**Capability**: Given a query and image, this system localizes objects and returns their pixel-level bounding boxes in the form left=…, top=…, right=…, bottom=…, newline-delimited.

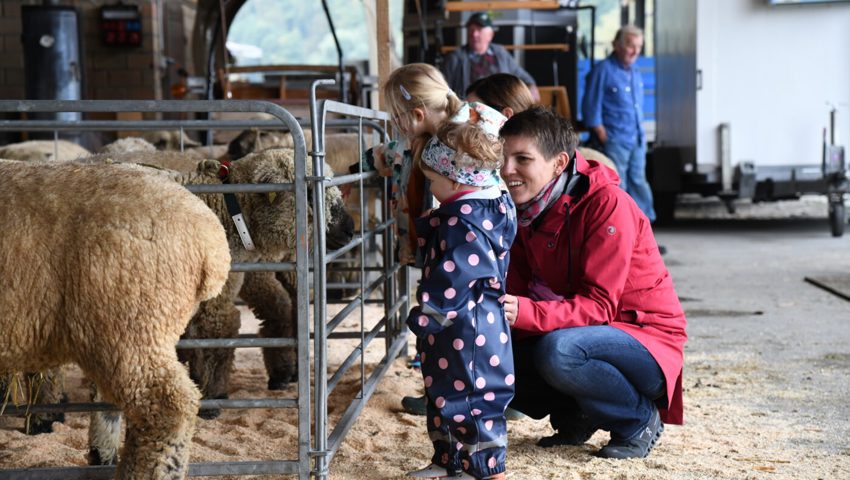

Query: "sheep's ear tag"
left=267, top=192, right=277, bottom=204
left=218, top=161, right=231, bottom=181
left=231, top=213, right=255, bottom=251
left=223, top=192, right=255, bottom=251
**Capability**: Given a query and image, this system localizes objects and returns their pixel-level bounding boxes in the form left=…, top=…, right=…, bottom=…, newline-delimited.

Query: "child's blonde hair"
left=383, top=63, right=463, bottom=134
left=432, top=121, right=503, bottom=172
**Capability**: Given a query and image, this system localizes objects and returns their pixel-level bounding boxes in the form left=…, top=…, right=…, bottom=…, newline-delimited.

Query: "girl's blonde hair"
left=427, top=121, right=503, bottom=173
left=383, top=63, right=462, bottom=131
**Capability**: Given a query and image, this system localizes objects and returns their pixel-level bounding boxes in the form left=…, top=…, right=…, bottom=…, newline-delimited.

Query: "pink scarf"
left=515, top=171, right=569, bottom=227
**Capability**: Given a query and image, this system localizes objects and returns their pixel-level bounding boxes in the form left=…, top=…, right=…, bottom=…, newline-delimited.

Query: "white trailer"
left=652, top=0, right=850, bottom=234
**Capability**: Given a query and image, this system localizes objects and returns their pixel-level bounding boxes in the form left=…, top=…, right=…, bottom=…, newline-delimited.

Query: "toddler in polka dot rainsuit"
left=406, top=102, right=517, bottom=480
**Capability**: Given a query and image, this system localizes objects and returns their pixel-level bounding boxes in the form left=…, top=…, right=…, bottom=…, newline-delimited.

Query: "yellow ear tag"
left=268, top=192, right=277, bottom=204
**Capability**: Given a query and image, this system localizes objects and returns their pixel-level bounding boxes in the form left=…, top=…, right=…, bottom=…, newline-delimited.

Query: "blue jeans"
left=510, top=326, right=665, bottom=440
left=603, top=141, right=657, bottom=223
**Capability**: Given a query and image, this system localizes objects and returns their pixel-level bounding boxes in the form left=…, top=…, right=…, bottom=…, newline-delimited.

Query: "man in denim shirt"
left=582, top=25, right=656, bottom=222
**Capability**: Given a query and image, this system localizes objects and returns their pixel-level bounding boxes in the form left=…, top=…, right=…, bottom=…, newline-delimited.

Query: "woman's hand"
left=503, top=294, right=519, bottom=326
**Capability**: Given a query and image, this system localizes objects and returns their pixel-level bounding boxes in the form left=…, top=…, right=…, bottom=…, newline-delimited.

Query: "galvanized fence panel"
left=0, top=98, right=408, bottom=479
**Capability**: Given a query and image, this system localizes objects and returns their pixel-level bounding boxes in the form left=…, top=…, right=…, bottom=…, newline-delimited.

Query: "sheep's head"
left=227, top=129, right=294, bottom=161
left=229, top=148, right=354, bottom=258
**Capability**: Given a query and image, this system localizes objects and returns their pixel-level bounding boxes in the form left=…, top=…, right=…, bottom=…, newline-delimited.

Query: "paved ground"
left=657, top=196, right=850, bottom=460
left=330, top=197, right=850, bottom=479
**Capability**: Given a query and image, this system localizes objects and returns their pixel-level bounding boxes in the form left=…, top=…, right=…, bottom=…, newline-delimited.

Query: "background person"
left=500, top=106, right=686, bottom=459
left=441, top=12, right=540, bottom=102
left=464, top=73, right=535, bottom=119
left=581, top=25, right=656, bottom=223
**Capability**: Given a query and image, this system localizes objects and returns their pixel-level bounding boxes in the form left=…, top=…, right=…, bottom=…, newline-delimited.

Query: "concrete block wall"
left=85, top=0, right=158, bottom=101
left=0, top=1, right=194, bottom=102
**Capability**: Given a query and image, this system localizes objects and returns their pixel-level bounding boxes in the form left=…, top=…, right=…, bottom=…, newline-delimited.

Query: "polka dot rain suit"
left=406, top=187, right=517, bottom=478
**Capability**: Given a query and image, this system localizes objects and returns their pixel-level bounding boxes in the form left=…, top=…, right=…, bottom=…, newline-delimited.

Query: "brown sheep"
left=80, top=147, right=353, bottom=466
left=0, top=160, right=230, bottom=479
left=578, top=146, right=619, bottom=175
left=228, top=129, right=374, bottom=301
left=80, top=148, right=353, bottom=400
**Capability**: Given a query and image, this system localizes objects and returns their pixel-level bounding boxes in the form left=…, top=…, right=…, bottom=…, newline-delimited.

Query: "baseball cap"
left=466, top=12, right=494, bottom=29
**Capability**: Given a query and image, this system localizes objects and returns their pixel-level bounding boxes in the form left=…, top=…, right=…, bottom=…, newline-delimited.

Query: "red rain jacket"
left=507, top=151, right=687, bottom=424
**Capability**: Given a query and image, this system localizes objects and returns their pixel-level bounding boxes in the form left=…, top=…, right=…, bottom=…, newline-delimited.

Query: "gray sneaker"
left=596, top=407, right=664, bottom=459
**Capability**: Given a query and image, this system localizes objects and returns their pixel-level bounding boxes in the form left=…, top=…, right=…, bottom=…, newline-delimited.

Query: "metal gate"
left=0, top=96, right=409, bottom=479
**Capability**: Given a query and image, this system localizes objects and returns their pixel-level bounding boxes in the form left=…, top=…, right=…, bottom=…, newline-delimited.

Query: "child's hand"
left=372, top=149, right=394, bottom=177
left=420, top=208, right=433, bottom=218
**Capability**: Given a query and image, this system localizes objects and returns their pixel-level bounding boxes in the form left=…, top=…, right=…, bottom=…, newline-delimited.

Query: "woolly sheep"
left=99, top=137, right=229, bottom=162
left=80, top=148, right=353, bottom=398
left=578, top=146, right=619, bottom=175
left=0, top=369, right=67, bottom=435
left=143, top=130, right=201, bottom=150
left=81, top=146, right=353, bottom=465
left=0, top=160, right=230, bottom=479
left=228, top=129, right=376, bottom=300
left=97, top=137, right=158, bottom=155
left=0, top=139, right=91, bottom=162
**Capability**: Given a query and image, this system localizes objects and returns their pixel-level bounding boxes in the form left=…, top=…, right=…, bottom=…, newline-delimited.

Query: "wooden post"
left=376, top=0, right=391, bottom=110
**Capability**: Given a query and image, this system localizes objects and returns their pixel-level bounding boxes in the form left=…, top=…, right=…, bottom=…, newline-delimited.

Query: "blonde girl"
left=357, top=63, right=463, bottom=264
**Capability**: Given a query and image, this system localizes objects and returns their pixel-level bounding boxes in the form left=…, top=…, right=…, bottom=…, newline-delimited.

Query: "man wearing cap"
left=441, top=12, right=541, bottom=102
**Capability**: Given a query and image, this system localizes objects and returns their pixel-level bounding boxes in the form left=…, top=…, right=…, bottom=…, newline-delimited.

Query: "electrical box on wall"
left=100, top=4, right=142, bottom=47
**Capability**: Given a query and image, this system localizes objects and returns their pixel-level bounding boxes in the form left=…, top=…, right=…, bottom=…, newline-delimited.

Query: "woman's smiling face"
left=501, top=135, right=567, bottom=204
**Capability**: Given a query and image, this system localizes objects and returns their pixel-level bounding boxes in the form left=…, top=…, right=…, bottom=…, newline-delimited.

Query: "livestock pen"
left=0, top=95, right=409, bottom=479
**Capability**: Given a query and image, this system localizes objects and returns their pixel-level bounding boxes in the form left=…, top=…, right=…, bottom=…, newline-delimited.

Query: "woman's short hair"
left=500, top=106, right=578, bottom=159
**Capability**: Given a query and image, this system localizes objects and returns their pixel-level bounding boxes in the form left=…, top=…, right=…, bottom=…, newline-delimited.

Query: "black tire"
left=829, top=200, right=845, bottom=237
left=653, top=191, right=677, bottom=226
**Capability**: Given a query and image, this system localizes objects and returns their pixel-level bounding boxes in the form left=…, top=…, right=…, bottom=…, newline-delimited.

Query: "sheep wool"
left=0, top=160, right=231, bottom=480
left=0, top=139, right=91, bottom=162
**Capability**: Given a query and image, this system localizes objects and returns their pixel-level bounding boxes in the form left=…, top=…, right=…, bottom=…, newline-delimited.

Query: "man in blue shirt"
left=441, top=12, right=540, bottom=102
left=582, top=25, right=656, bottom=222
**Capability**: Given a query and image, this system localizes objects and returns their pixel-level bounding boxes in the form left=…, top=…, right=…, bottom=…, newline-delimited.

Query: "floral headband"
left=420, top=102, right=506, bottom=188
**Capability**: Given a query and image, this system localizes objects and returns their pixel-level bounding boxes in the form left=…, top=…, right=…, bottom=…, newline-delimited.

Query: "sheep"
left=0, top=160, right=231, bottom=479
left=228, top=129, right=377, bottom=301
left=0, top=369, right=67, bottom=435
left=97, top=137, right=158, bottom=155
left=143, top=130, right=201, bottom=150
left=578, top=146, right=619, bottom=175
left=78, top=147, right=353, bottom=466
left=0, top=139, right=91, bottom=162
left=80, top=148, right=354, bottom=397
left=98, top=137, right=231, bottom=163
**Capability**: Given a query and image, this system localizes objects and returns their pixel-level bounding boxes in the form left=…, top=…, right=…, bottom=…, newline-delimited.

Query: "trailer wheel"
left=828, top=197, right=845, bottom=237
left=654, top=192, right=677, bottom=226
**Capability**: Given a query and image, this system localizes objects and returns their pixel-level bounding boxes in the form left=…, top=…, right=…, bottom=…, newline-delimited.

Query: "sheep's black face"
left=228, top=130, right=290, bottom=161
left=326, top=197, right=355, bottom=250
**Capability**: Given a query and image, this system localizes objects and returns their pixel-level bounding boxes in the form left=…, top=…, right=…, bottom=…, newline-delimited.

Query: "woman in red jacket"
left=500, top=107, right=687, bottom=459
